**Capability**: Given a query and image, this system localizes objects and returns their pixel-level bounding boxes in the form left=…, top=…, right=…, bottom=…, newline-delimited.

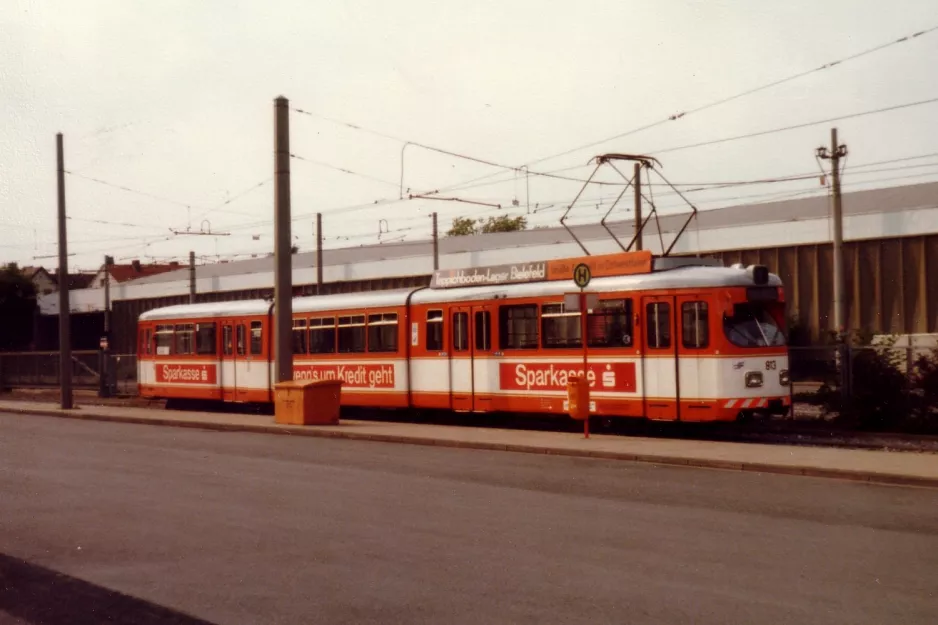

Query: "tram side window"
left=236, top=324, right=246, bottom=356
left=646, top=302, right=672, bottom=349
left=249, top=321, right=263, bottom=355
left=145, top=329, right=152, bottom=355
left=310, top=317, right=336, bottom=354
left=154, top=325, right=174, bottom=355
left=426, top=310, right=444, bottom=351
left=499, top=304, right=538, bottom=350
left=453, top=312, right=469, bottom=352
left=196, top=322, right=216, bottom=355
left=223, top=325, right=233, bottom=356
left=542, top=303, right=581, bottom=349
left=588, top=299, right=633, bottom=348
left=292, top=319, right=307, bottom=355
left=475, top=311, right=491, bottom=351
left=681, top=301, right=709, bottom=349
left=368, top=313, right=398, bottom=353
left=338, top=315, right=366, bottom=353
left=175, top=323, right=195, bottom=355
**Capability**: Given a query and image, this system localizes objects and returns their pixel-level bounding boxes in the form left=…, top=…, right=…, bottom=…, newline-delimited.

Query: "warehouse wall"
left=703, top=233, right=938, bottom=342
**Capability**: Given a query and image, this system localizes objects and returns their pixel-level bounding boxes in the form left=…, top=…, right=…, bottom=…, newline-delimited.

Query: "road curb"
left=6, top=406, right=938, bottom=489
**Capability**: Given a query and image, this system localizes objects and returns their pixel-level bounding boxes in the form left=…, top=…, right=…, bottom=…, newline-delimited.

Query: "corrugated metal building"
left=42, top=181, right=938, bottom=352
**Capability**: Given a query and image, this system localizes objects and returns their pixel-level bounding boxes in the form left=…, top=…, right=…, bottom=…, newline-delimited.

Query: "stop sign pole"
left=573, top=263, right=591, bottom=439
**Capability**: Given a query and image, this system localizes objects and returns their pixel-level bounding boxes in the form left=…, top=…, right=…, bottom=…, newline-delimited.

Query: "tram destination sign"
left=430, top=250, right=654, bottom=289
left=431, top=262, right=547, bottom=288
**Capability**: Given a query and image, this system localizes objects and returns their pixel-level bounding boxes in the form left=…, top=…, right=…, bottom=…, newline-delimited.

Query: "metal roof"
left=139, top=264, right=780, bottom=321
left=44, top=180, right=938, bottom=314
left=126, top=180, right=938, bottom=288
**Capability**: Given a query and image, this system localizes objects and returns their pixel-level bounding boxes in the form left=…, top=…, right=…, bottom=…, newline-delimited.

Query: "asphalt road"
left=1, top=412, right=936, bottom=625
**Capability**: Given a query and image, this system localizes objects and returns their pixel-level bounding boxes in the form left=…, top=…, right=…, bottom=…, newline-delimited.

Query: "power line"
left=848, top=151, right=938, bottom=170
left=66, top=215, right=168, bottom=231
left=289, top=153, right=398, bottom=187
left=65, top=171, right=194, bottom=211
left=274, top=26, right=938, bottom=234
left=522, top=24, right=938, bottom=168
left=189, top=178, right=272, bottom=223
left=291, top=106, right=629, bottom=189
left=210, top=150, right=938, bottom=237
left=649, top=96, right=938, bottom=156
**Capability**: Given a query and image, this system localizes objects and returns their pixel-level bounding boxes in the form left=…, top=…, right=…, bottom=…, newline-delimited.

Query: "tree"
left=0, top=263, right=37, bottom=351
left=446, top=214, right=527, bottom=237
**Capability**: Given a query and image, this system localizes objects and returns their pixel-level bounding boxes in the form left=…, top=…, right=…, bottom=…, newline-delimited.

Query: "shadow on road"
left=0, top=553, right=215, bottom=625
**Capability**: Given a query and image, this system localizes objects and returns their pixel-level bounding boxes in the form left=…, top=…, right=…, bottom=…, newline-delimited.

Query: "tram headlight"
left=779, top=370, right=790, bottom=386
left=745, top=371, right=763, bottom=388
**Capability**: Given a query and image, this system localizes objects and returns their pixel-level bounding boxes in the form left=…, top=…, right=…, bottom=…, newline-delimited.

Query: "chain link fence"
left=789, top=342, right=938, bottom=425
left=0, top=351, right=137, bottom=396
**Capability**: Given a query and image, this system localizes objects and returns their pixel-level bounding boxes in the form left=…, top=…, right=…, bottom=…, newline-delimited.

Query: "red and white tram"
left=137, top=252, right=790, bottom=422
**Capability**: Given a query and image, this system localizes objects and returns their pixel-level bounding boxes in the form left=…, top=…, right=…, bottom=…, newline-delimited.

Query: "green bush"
left=816, top=335, right=938, bottom=433
left=909, top=348, right=938, bottom=431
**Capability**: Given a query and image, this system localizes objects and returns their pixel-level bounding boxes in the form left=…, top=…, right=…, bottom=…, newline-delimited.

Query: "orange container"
left=566, top=375, right=590, bottom=420
left=274, top=379, right=342, bottom=425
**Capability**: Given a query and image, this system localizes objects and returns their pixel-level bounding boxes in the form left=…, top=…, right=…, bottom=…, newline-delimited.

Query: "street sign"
left=573, top=263, right=591, bottom=288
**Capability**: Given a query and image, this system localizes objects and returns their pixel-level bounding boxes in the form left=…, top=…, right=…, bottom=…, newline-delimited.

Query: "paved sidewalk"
left=2, top=399, right=936, bottom=488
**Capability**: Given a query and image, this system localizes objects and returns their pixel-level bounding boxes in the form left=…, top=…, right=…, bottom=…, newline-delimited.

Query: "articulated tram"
left=137, top=251, right=790, bottom=422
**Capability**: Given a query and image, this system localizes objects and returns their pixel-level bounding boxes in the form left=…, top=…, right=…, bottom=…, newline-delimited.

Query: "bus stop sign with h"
left=566, top=263, right=596, bottom=438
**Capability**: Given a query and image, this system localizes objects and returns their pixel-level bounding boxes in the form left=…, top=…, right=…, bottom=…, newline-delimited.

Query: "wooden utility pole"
left=188, top=250, right=196, bottom=304
left=103, top=255, right=112, bottom=337
left=633, top=162, right=643, bottom=251
left=56, top=133, right=73, bottom=409
left=273, top=96, right=293, bottom=383
left=816, top=128, right=848, bottom=338
left=816, top=128, right=849, bottom=401
left=100, top=254, right=113, bottom=398
left=316, top=212, right=323, bottom=289
left=432, top=212, right=439, bottom=270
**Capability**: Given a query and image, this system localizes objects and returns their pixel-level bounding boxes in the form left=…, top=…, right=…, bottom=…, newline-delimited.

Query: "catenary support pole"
left=633, top=162, right=643, bottom=251
left=432, top=212, right=439, bottom=270
left=56, top=133, right=73, bottom=409
left=274, top=96, right=293, bottom=383
left=316, top=212, right=323, bottom=290
left=189, top=250, right=196, bottom=304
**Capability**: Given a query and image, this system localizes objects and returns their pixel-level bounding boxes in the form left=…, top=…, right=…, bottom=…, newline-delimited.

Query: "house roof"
left=107, top=263, right=181, bottom=283
left=20, top=266, right=51, bottom=280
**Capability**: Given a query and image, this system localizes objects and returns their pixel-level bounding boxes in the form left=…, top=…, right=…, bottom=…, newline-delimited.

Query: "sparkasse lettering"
left=513, top=363, right=597, bottom=390
left=499, top=361, right=636, bottom=393
left=157, top=364, right=215, bottom=384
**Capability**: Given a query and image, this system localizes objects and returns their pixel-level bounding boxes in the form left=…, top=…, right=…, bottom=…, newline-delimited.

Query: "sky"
left=2, top=0, right=937, bottom=271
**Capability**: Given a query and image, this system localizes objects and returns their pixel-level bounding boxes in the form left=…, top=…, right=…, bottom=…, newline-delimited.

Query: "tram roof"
left=140, top=264, right=781, bottom=321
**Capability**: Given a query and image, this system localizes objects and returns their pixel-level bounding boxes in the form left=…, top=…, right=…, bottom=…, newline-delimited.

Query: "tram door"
left=676, top=294, right=709, bottom=419
left=220, top=322, right=236, bottom=402
left=449, top=307, right=473, bottom=411
left=470, top=306, right=495, bottom=412
left=219, top=321, right=247, bottom=402
left=640, top=296, right=680, bottom=420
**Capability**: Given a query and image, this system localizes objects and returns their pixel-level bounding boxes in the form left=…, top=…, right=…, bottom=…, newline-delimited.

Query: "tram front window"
left=723, top=303, right=786, bottom=348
